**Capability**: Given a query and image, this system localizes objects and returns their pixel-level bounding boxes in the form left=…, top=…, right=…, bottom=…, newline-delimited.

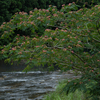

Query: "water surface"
left=0, top=71, right=80, bottom=100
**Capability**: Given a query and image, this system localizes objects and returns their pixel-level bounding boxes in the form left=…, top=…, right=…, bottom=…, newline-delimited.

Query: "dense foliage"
left=0, top=2, right=100, bottom=100
left=0, top=0, right=100, bottom=25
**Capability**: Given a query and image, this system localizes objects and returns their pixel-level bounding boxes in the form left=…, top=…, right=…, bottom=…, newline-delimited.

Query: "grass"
left=43, top=80, right=89, bottom=100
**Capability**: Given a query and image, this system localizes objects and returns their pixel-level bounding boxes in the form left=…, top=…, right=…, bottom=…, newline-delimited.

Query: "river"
left=0, top=71, right=80, bottom=100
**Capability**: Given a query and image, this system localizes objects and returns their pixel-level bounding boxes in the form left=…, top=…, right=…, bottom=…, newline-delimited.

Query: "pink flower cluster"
left=63, top=48, right=67, bottom=51
left=36, top=46, right=40, bottom=48
left=19, top=11, right=27, bottom=15
left=55, top=38, right=59, bottom=40
left=62, top=4, right=65, bottom=7
left=53, top=14, right=58, bottom=17
left=62, top=39, right=65, bottom=41
left=18, top=52, right=22, bottom=54
left=45, top=29, right=51, bottom=32
left=43, top=50, right=47, bottom=53
left=29, top=11, right=33, bottom=14
left=12, top=47, right=16, bottom=50
left=32, top=37, right=37, bottom=40
left=1, top=49, right=5, bottom=54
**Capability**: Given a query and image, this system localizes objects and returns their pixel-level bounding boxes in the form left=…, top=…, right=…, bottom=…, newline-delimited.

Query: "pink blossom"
left=61, top=29, right=64, bottom=32
left=55, top=28, right=58, bottom=30
left=37, top=17, right=41, bottom=20
left=3, top=22, right=6, bottom=24
left=12, top=47, right=16, bottom=50
left=4, top=31, right=7, bottom=33
left=32, top=37, right=37, bottom=40
left=43, top=50, right=47, bottom=53
left=62, top=4, right=65, bottom=7
left=39, top=9, right=41, bottom=11
left=63, top=48, right=67, bottom=51
left=64, top=30, right=67, bottom=32
left=52, top=9, right=55, bottom=11
left=20, top=21, right=23, bottom=24
left=49, top=5, right=51, bottom=7
left=68, top=45, right=72, bottom=49
left=79, top=82, right=82, bottom=84
left=46, top=10, right=49, bottom=12
left=71, top=51, right=74, bottom=53
left=24, top=24, right=26, bottom=26
left=74, top=36, right=77, bottom=39
left=76, top=44, right=81, bottom=47
left=51, top=50, right=55, bottom=54
left=15, top=12, right=18, bottom=15
left=94, top=5, right=98, bottom=7
left=19, top=12, right=22, bottom=14
left=29, top=15, right=33, bottom=18
left=42, top=9, right=45, bottom=12
left=29, top=11, right=32, bottom=14
left=62, top=7, right=64, bottom=9
left=34, top=8, right=37, bottom=10
left=36, top=46, right=40, bottom=48
left=31, top=22, right=34, bottom=24
left=69, top=11, right=72, bottom=13
left=72, top=2, right=75, bottom=4
left=0, top=25, right=4, bottom=29
left=1, top=49, right=5, bottom=53
left=55, top=38, right=59, bottom=40
left=45, top=29, right=51, bottom=32
left=51, top=50, right=53, bottom=52
left=92, top=12, right=95, bottom=15
left=78, top=41, right=81, bottom=43
left=68, top=35, right=70, bottom=37
left=17, top=41, right=19, bottom=43
left=98, top=6, right=100, bottom=9
left=49, top=37, right=52, bottom=39
left=91, top=70, right=94, bottom=72
left=53, top=14, right=58, bottom=17
left=27, top=41, right=29, bottom=43
left=18, top=52, right=22, bottom=54
left=62, top=39, right=65, bottom=41
left=47, top=16, right=50, bottom=18
left=45, top=35, right=48, bottom=38
left=84, top=63, right=87, bottom=65
left=68, top=3, right=71, bottom=6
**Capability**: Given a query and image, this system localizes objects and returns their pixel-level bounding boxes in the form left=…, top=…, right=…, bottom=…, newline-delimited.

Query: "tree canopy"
left=0, top=2, right=100, bottom=99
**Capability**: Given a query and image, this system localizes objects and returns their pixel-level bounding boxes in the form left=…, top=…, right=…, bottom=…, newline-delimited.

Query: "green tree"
left=0, top=2, right=100, bottom=99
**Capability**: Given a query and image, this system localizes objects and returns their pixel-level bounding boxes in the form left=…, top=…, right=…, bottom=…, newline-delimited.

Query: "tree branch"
left=92, top=38, right=100, bottom=43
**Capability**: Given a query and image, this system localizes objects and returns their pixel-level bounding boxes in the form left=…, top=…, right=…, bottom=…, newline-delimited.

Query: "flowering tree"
left=0, top=2, right=100, bottom=99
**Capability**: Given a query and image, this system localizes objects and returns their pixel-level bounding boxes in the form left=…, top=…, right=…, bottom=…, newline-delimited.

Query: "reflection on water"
left=0, top=71, right=80, bottom=100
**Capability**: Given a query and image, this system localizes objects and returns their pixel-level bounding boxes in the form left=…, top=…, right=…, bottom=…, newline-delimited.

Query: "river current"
left=0, top=71, right=80, bottom=100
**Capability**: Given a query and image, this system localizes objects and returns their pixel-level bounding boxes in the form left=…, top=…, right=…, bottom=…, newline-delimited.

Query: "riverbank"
left=43, top=79, right=88, bottom=100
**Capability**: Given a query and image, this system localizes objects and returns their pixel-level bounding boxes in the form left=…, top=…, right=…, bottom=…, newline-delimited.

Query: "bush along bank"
left=43, top=80, right=89, bottom=100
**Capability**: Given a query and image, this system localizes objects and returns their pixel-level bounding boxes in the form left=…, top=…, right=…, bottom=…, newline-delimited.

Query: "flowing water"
left=0, top=71, right=80, bottom=100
